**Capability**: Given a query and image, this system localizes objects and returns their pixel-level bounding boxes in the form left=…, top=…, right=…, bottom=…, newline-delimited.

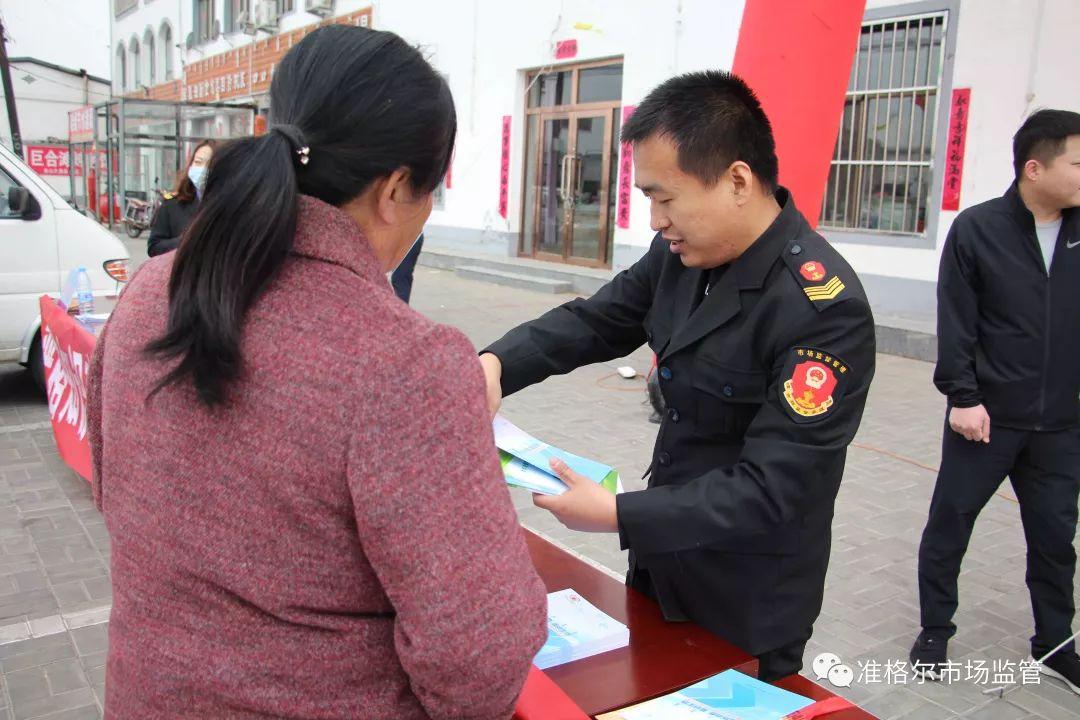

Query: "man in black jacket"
left=911, top=110, right=1080, bottom=694
left=480, top=72, right=876, bottom=681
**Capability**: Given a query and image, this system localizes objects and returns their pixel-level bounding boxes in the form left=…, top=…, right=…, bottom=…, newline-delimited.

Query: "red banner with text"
left=499, top=116, right=511, bottom=218
left=941, top=88, right=971, bottom=212
left=39, top=297, right=96, bottom=482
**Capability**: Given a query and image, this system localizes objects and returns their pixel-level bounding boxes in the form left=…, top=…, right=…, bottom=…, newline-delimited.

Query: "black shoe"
left=910, top=632, right=948, bottom=681
left=1038, top=650, right=1080, bottom=696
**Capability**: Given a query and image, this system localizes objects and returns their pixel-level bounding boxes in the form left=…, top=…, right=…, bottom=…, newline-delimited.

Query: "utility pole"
left=0, top=17, right=23, bottom=158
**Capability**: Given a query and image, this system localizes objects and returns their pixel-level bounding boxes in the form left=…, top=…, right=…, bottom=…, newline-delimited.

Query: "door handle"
left=559, top=154, right=571, bottom=203
left=573, top=155, right=584, bottom=201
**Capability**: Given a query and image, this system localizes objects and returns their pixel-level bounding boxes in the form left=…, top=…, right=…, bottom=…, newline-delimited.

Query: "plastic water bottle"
left=75, top=266, right=94, bottom=316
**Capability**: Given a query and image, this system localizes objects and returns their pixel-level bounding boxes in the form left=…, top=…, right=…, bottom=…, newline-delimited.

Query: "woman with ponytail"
left=87, top=25, right=546, bottom=719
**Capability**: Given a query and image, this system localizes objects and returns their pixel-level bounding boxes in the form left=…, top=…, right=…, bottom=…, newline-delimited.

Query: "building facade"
left=110, top=0, right=1080, bottom=320
left=0, top=58, right=111, bottom=201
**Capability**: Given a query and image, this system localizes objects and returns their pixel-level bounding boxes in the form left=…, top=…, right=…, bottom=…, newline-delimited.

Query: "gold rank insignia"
left=803, top=276, right=845, bottom=302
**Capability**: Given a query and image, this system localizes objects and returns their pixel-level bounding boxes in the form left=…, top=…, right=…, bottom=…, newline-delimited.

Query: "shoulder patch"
left=782, top=241, right=851, bottom=312
left=161, top=191, right=175, bottom=200
left=779, top=347, right=852, bottom=424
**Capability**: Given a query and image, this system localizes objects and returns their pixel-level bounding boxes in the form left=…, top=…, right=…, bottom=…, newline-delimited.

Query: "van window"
left=0, top=168, right=24, bottom=219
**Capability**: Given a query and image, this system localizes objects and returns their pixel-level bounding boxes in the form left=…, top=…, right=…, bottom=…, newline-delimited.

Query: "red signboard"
left=941, top=88, right=971, bottom=212
left=616, top=105, right=636, bottom=229
left=26, top=145, right=106, bottom=178
left=555, top=39, right=578, bottom=60
left=499, top=115, right=511, bottom=218
left=68, top=106, right=94, bottom=144
left=39, top=297, right=96, bottom=482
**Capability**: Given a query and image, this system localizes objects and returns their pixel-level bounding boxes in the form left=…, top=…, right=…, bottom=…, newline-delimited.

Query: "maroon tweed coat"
left=87, top=196, right=548, bottom=719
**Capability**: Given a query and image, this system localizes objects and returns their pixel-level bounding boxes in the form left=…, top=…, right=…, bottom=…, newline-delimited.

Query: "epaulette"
left=781, top=240, right=849, bottom=312
left=161, top=191, right=175, bottom=200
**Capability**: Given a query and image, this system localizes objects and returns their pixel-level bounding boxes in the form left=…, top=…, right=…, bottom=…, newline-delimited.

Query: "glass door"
left=566, top=111, right=613, bottom=265
left=528, top=110, right=616, bottom=267
left=521, top=60, right=623, bottom=268
left=535, top=114, right=571, bottom=262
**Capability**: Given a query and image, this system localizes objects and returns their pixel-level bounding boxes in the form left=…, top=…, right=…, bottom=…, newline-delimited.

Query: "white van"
left=0, top=142, right=129, bottom=387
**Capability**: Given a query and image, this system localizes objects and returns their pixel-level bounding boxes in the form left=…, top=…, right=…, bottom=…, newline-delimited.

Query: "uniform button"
left=790, top=244, right=803, bottom=255
left=659, top=366, right=672, bottom=381
left=722, top=384, right=734, bottom=397
left=658, top=452, right=672, bottom=467
left=668, top=408, right=680, bottom=422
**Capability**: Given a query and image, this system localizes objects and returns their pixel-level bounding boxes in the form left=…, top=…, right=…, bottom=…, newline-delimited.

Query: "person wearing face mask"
left=147, top=140, right=215, bottom=257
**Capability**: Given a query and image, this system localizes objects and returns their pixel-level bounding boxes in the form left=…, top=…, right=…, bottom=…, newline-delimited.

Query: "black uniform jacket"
left=934, top=183, right=1080, bottom=430
left=485, top=189, right=876, bottom=655
left=147, top=194, right=198, bottom=258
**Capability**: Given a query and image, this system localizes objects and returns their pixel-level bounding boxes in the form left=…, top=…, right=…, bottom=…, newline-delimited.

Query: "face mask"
left=187, top=165, right=206, bottom=190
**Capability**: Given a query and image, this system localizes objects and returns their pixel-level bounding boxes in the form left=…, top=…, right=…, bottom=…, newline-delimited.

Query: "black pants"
left=391, top=233, right=424, bottom=304
left=917, top=422, right=1080, bottom=657
left=757, top=629, right=812, bottom=683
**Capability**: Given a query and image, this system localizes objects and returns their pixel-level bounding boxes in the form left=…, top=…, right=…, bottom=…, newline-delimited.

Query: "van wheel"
left=28, top=333, right=46, bottom=393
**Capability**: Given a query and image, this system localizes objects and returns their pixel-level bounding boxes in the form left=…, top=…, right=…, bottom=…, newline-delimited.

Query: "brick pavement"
left=0, top=266, right=1076, bottom=719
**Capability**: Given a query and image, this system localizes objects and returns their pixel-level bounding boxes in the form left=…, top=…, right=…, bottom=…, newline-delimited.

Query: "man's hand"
left=533, top=458, right=618, bottom=533
left=950, top=404, right=991, bottom=443
left=478, top=353, right=503, bottom=418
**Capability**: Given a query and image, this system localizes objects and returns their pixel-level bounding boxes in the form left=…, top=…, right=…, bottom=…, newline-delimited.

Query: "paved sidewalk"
left=0, top=266, right=1077, bottom=719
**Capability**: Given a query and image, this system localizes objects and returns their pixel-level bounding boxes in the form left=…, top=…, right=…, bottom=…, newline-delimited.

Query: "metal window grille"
left=821, top=12, right=947, bottom=236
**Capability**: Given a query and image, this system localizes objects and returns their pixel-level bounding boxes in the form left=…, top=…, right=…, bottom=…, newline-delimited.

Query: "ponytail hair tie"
left=271, top=124, right=311, bottom=166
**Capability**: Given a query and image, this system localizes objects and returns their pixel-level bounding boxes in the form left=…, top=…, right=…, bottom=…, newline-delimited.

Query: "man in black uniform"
left=480, top=72, right=876, bottom=680
left=911, top=110, right=1080, bottom=694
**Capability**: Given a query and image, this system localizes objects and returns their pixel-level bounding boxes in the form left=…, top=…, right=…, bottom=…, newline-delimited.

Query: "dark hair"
left=145, top=25, right=456, bottom=406
left=1013, top=109, right=1080, bottom=180
left=622, top=70, right=778, bottom=192
left=172, top=139, right=217, bottom=203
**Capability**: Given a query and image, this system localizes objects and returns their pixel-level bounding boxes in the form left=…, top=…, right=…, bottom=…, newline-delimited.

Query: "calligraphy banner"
left=499, top=116, right=511, bottom=218
left=615, top=105, right=637, bottom=229
left=941, top=88, right=971, bottom=212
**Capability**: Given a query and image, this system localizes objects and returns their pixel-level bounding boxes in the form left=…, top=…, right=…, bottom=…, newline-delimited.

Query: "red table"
left=525, top=529, right=879, bottom=719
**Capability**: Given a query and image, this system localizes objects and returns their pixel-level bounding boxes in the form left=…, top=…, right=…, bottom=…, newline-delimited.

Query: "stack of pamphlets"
left=493, top=415, right=621, bottom=496
left=596, top=669, right=813, bottom=720
left=535, top=588, right=630, bottom=669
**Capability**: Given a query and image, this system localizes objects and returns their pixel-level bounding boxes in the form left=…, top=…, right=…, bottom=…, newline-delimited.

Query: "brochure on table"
left=596, top=669, right=813, bottom=720
left=535, top=588, right=630, bottom=670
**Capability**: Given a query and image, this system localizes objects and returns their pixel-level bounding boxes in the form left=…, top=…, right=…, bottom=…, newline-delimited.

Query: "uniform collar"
left=733, top=187, right=805, bottom=290
left=290, top=195, right=385, bottom=284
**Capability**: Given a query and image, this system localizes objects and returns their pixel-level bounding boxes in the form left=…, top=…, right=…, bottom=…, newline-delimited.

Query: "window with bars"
left=821, top=12, right=947, bottom=236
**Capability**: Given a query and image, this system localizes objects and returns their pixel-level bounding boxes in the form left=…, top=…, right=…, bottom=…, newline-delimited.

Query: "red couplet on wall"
left=941, top=88, right=971, bottom=212
left=499, top=116, right=512, bottom=218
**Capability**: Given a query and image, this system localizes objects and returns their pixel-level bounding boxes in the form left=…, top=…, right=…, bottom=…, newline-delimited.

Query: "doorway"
left=520, top=60, right=623, bottom=268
